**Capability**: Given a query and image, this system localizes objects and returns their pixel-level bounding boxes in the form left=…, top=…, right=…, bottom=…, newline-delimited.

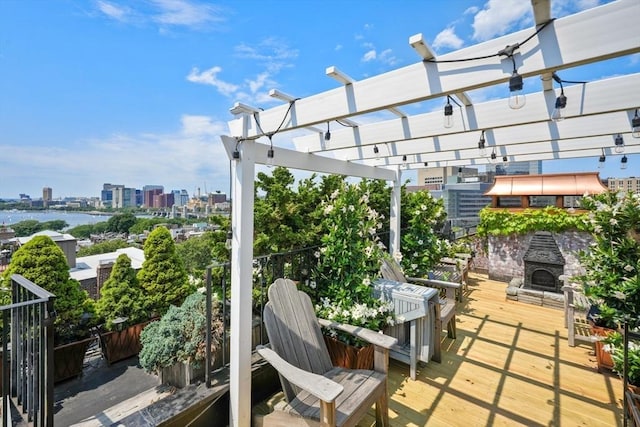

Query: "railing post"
left=205, top=267, right=212, bottom=388
left=44, top=296, right=55, bottom=427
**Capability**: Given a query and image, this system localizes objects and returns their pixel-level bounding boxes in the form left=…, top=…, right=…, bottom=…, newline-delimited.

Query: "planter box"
left=591, top=326, right=615, bottom=372
left=159, top=361, right=205, bottom=388
left=100, top=321, right=152, bottom=365
left=54, top=337, right=93, bottom=383
left=323, top=335, right=374, bottom=370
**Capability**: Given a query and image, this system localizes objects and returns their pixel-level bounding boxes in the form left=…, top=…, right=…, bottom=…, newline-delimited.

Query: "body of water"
left=0, top=210, right=113, bottom=228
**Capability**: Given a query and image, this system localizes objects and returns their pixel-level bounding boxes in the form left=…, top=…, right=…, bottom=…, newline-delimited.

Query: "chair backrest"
left=263, top=278, right=334, bottom=402
left=380, top=258, right=408, bottom=283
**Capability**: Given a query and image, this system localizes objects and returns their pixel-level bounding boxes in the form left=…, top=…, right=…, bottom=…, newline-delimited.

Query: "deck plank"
left=357, top=273, right=624, bottom=426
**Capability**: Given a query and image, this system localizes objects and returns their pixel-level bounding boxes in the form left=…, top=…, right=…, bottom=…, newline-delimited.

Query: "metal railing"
left=1, top=274, right=55, bottom=427
left=203, top=246, right=320, bottom=386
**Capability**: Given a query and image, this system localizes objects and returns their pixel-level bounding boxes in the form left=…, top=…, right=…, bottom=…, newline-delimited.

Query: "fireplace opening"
left=523, top=231, right=565, bottom=293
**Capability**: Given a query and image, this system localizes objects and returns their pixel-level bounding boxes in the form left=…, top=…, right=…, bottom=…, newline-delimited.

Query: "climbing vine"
left=476, top=206, right=591, bottom=237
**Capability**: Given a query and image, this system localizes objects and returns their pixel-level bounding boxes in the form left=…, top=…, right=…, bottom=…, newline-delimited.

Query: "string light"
left=598, top=149, right=606, bottom=169
left=614, top=134, right=625, bottom=154
left=443, top=96, right=454, bottom=128
left=324, top=122, right=331, bottom=141
left=373, top=145, right=380, bottom=160
left=551, top=73, right=567, bottom=122
left=402, top=155, right=408, bottom=168
left=632, top=109, right=640, bottom=138
left=621, top=155, right=628, bottom=170
left=478, top=130, right=487, bottom=157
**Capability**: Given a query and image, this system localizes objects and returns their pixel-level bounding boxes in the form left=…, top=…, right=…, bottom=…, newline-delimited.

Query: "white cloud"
left=186, top=66, right=239, bottom=97
left=96, top=1, right=130, bottom=22
left=151, top=0, right=223, bottom=27
left=362, top=50, right=376, bottom=62
left=0, top=116, right=231, bottom=198
left=471, top=0, right=531, bottom=41
left=378, top=49, right=398, bottom=66
left=464, top=6, right=479, bottom=15
left=335, top=44, right=343, bottom=51
left=433, top=27, right=464, bottom=51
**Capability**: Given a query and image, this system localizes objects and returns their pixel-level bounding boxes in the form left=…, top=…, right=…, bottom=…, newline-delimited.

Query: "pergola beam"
left=227, top=0, right=640, bottom=139
left=295, top=73, right=640, bottom=155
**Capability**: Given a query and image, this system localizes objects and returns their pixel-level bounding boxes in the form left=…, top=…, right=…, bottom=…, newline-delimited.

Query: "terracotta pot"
left=323, top=335, right=374, bottom=370
left=591, top=326, right=615, bottom=371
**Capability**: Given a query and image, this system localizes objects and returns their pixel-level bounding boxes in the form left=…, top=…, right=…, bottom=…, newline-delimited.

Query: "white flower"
left=197, top=286, right=206, bottom=294
left=324, top=205, right=334, bottom=215
left=393, top=251, right=403, bottom=262
left=624, top=264, right=635, bottom=272
left=363, top=277, right=371, bottom=287
left=314, top=251, right=321, bottom=258
left=613, top=291, right=626, bottom=300
left=411, top=263, right=418, bottom=270
left=348, top=205, right=355, bottom=212
left=417, top=239, right=423, bottom=245
left=309, top=281, right=316, bottom=289
left=610, top=218, right=618, bottom=226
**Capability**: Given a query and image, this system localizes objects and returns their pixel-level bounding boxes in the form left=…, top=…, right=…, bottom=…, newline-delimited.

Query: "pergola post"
left=389, top=169, right=401, bottom=256
left=229, top=135, right=255, bottom=427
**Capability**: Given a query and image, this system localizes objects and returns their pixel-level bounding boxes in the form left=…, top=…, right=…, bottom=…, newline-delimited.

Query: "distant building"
left=142, top=185, right=164, bottom=207
left=70, top=247, right=145, bottom=300
left=486, top=160, right=542, bottom=176
left=112, top=187, right=137, bottom=208
left=607, top=177, right=640, bottom=194
left=42, top=187, right=52, bottom=207
left=101, top=183, right=124, bottom=208
left=154, top=192, right=175, bottom=208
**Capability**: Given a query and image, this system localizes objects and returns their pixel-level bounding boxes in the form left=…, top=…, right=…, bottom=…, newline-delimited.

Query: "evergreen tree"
left=1, top=235, right=94, bottom=343
left=137, top=226, right=193, bottom=315
left=96, top=254, right=148, bottom=330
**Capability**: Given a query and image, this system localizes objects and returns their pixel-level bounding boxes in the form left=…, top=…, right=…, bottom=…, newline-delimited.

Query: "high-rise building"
left=486, top=160, right=542, bottom=176
left=101, top=183, right=124, bottom=208
left=142, top=185, right=164, bottom=207
left=42, top=187, right=52, bottom=207
left=607, top=176, right=640, bottom=194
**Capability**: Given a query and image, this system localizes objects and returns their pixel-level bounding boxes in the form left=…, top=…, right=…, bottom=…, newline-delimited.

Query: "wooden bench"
left=562, top=284, right=597, bottom=347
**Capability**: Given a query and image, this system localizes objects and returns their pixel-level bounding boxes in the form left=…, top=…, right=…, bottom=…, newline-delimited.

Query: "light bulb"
left=508, top=71, right=526, bottom=110
left=614, top=134, right=625, bottom=154
left=502, top=156, right=509, bottom=167
left=551, top=93, right=567, bottom=122
left=489, top=151, right=496, bottom=163
left=478, top=132, right=486, bottom=157
left=598, top=155, right=606, bottom=169
left=373, top=145, right=380, bottom=160
left=402, top=155, right=407, bottom=168
left=443, top=101, right=453, bottom=128
left=225, top=231, right=233, bottom=250
left=632, top=113, right=640, bottom=138
left=621, top=155, right=628, bottom=170
left=266, top=147, right=274, bottom=168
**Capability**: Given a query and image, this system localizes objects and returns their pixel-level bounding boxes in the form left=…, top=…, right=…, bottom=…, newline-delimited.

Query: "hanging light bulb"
left=598, top=149, right=606, bottom=169
left=502, top=156, right=509, bottom=167
left=551, top=73, right=567, bottom=122
left=324, top=122, right=331, bottom=141
left=423, top=162, right=428, bottom=167
left=508, top=70, right=526, bottom=110
left=621, top=155, right=628, bottom=170
left=478, top=130, right=487, bottom=157
left=632, top=109, right=640, bottom=138
left=373, top=145, right=380, bottom=160
left=443, top=96, right=454, bottom=128
left=225, top=230, right=233, bottom=250
left=266, top=146, right=275, bottom=168
left=402, top=155, right=408, bottom=168
left=489, top=148, right=497, bottom=163
left=614, top=134, right=625, bottom=154
left=551, top=92, right=567, bottom=122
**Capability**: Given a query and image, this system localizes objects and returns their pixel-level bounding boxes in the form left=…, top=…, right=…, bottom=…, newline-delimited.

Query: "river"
left=0, top=210, right=113, bottom=228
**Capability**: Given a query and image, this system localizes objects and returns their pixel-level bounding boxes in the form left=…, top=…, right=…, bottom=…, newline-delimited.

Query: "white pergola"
left=220, top=1, right=640, bottom=425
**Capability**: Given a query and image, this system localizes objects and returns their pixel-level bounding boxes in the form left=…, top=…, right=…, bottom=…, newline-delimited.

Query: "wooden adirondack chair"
left=256, top=278, right=397, bottom=427
left=380, top=258, right=459, bottom=363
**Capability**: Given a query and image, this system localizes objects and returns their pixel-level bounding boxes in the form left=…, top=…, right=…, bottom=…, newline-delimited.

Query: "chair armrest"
left=256, top=345, right=343, bottom=402
left=317, top=318, right=397, bottom=349
left=406, top=277, right=461, bottom=290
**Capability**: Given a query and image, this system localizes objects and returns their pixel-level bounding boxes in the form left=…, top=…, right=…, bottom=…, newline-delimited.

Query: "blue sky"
left=1, top=0, right=637, bottom=200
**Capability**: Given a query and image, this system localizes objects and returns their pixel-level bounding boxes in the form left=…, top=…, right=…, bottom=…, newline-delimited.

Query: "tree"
left=95, top=254, right=148, bottom=330
left=67, top=222, right=109, bottom=239
left=107, top=212, right=138, bottom=234
left=77, top=239, right=130, bottom=256
left=1, top=235, right=94, bottom=344
left=137, top=226, right=193, bottom=315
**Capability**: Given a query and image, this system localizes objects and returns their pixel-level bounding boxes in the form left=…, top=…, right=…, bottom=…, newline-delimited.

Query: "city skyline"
left=1, top=0, right=638, bottom=199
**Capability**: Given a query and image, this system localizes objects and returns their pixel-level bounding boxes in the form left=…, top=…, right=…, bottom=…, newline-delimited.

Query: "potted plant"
left=138, top=289, right=224, bottom=388
left=571, top=191, right=640, bottom=370
left=304, top=181, right=394, bottom=369
left=95, top=253, right=151, bottom=364
left=602, top=329, right=640, bottom=393
left=1, top=235, right=96, bottom=382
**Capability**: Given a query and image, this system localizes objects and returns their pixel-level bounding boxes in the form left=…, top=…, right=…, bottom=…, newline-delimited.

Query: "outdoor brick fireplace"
left=523, top=231, right=565, bottom=293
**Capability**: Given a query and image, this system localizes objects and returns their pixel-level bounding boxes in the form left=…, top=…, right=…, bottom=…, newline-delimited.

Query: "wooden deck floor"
left=359, top=273, right=624, bottom=427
